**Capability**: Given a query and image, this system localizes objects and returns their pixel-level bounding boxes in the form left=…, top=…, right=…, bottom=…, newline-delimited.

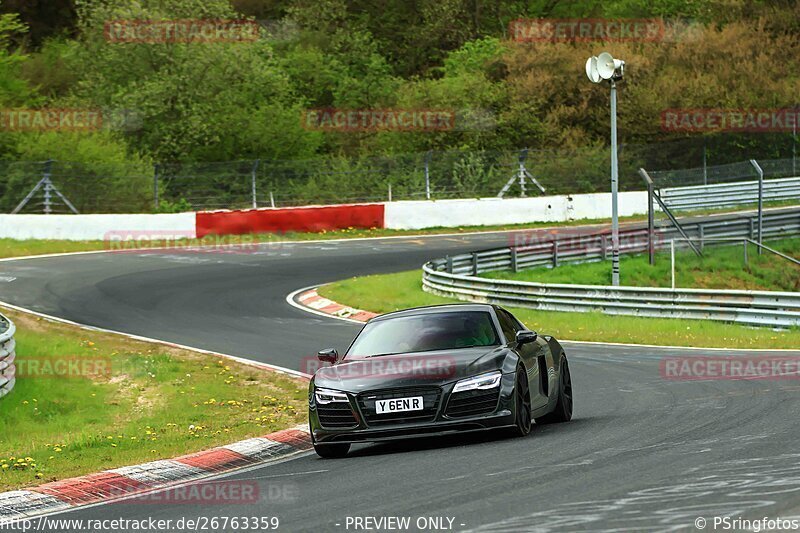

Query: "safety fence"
left=3, top=133, right=798, bottom=214
left=0, top=313, right=16, bottom=399
left=423, top=208, right=800, bottom=327
left=661, top=176, right=800, bottom=211
left=649, top=156, right=800, bottom=211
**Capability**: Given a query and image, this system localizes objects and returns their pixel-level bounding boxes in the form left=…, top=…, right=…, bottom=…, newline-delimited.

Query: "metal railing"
left=438, top=208, right=800, bottom=275
left=423, top=208, right=800, bottom=328
left=661, top=176, right=800, bottom=211
left=0, top=313, right=16, bottom=399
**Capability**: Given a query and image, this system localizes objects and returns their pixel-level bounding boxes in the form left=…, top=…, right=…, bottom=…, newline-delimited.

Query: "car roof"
left=369, top=303, right=498, bottom=322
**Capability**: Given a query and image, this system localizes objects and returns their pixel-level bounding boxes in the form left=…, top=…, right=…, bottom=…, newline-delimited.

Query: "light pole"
left=586, top=52, right=625, bottom=286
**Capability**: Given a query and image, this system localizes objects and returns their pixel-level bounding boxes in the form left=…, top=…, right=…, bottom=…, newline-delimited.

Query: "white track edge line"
left=0, top=300, right=311, bottom=379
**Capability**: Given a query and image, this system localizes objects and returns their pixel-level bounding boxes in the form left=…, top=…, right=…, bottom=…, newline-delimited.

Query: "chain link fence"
left=0, top=160, right=152, bottom=214
left=2, top=133, right=798, bottom=214
left=648, top=158, right=800, bottom=189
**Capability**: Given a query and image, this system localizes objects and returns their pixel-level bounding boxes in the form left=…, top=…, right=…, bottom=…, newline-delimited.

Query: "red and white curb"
left=0, top=425, right=312, bottom=522
left=292, top=287, right=376, bottom=323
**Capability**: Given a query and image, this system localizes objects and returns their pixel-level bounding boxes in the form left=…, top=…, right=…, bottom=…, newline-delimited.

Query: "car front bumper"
left=310, top=372, right=517, bottom=444
left=312, top=409, right=515, bottom=444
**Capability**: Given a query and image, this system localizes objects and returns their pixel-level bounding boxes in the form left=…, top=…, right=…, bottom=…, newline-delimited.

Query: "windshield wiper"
left=362, top=352, right=405, bottom=358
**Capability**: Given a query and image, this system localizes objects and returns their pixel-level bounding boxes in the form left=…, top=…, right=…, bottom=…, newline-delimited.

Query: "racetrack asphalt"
left=1, top=224, right=799, bottom=532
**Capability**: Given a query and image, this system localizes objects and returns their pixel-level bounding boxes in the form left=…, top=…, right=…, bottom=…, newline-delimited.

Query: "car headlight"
left=314, top=387, right=349, bottom=404
left=452, top=371, right=503, bottom=393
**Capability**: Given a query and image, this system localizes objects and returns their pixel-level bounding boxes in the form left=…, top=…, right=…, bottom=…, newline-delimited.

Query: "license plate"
left=375, top=396, right=424, bottom=414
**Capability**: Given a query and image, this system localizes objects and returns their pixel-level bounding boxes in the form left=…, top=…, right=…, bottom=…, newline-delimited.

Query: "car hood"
left=312, top=346, right=511, bottom=393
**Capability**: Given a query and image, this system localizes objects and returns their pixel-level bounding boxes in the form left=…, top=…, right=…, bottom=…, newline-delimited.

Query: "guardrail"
left=439, top=208, right=800, bottom=276
left=423, top=208, right=800, bottom=327
left=661, top=176, right=800, bottom=211
left=0, top=313, right=16, bottom=399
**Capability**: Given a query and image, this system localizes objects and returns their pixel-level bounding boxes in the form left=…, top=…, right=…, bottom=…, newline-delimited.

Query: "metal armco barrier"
left=0, top=313, right=16, bottom=399
left=423, top=208, right=800, bottom=327
left=661, top=176, right=800, bottom=211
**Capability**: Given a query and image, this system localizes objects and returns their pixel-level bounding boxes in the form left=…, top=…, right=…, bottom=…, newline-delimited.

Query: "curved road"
left=1, top=230, right=799, bottom=532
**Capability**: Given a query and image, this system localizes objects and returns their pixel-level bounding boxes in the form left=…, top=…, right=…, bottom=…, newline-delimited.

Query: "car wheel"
left=535, top=356, right=573, bottom=424
left=509, top=366, right=532, bottom=437
left=313, top=442, right=351, bottom=459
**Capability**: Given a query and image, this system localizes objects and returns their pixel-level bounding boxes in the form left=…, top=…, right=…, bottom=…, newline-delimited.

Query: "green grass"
left=0, top=308, right=307, bottom=491
left=319, top=269, right=800, bottom=350
left=483, top=238, right=800, bottom=292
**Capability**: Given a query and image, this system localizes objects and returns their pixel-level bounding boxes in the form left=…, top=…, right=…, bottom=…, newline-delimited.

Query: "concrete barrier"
left=196, top=204, right=384, bottom=237
left=0, top=213, right=197, bottom=241
left=0, top=191, right=650, bottom=240
left=383, top=191, right=649, bottom=230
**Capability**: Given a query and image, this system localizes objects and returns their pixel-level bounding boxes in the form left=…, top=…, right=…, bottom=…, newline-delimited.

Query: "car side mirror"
left=515, top=330, right=538, bottom=345
left=317, top=348, right=339, bottom=364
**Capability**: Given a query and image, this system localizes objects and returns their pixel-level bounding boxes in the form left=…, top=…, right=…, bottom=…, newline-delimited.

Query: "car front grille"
left=357, top=387, right=441, bottom=426
left=445, top=388, right=500, bottom=418
left=317, top=401, right=359, bottom=429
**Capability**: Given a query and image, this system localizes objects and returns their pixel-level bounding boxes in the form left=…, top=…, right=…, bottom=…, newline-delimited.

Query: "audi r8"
left=308, top=303, right=573, bottom=458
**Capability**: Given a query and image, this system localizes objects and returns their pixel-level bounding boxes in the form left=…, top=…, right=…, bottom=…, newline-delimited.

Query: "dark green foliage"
left=0, top=0, right=797, bottom=211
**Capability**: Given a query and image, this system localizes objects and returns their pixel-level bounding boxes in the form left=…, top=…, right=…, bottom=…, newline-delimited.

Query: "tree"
left=0, top=12, right=32, bottom=106
left=68, top=0, right=321, bottom=162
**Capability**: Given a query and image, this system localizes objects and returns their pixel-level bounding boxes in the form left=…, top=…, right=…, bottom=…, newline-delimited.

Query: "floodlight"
left=597, top=52, right=624, bottom=80
left=584, top=52, right=627, bottom=286
left=585, top=56, right=600, bottom=83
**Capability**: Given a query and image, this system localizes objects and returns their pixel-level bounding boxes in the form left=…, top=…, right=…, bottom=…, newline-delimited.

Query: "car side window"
left=496, top=309, right=519, bottom=343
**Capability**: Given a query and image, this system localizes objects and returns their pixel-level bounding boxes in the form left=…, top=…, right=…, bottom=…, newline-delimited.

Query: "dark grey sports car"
left=308, top=303, right=573, bottom=458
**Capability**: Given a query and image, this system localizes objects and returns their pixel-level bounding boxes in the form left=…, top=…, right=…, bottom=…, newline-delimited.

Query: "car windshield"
left=346, top=311, right=500, bottom=358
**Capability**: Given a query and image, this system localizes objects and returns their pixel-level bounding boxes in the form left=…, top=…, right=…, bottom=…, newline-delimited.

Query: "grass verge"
left=483, top=238, right=800, bottom=292
left=0, top=307, right=307, bottom=491
left=318, top=270, right=800, bottom=350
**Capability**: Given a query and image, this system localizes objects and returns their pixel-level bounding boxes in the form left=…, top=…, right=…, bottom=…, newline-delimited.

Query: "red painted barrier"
left=196, top=204, right=385, bottom=237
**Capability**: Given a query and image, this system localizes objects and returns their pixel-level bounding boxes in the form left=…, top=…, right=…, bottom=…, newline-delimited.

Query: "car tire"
left=535, top=356, right=573, bottom=425
left=509, top=366, right=532, bottom=437
left=313, top=442, right=351, bottom=459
